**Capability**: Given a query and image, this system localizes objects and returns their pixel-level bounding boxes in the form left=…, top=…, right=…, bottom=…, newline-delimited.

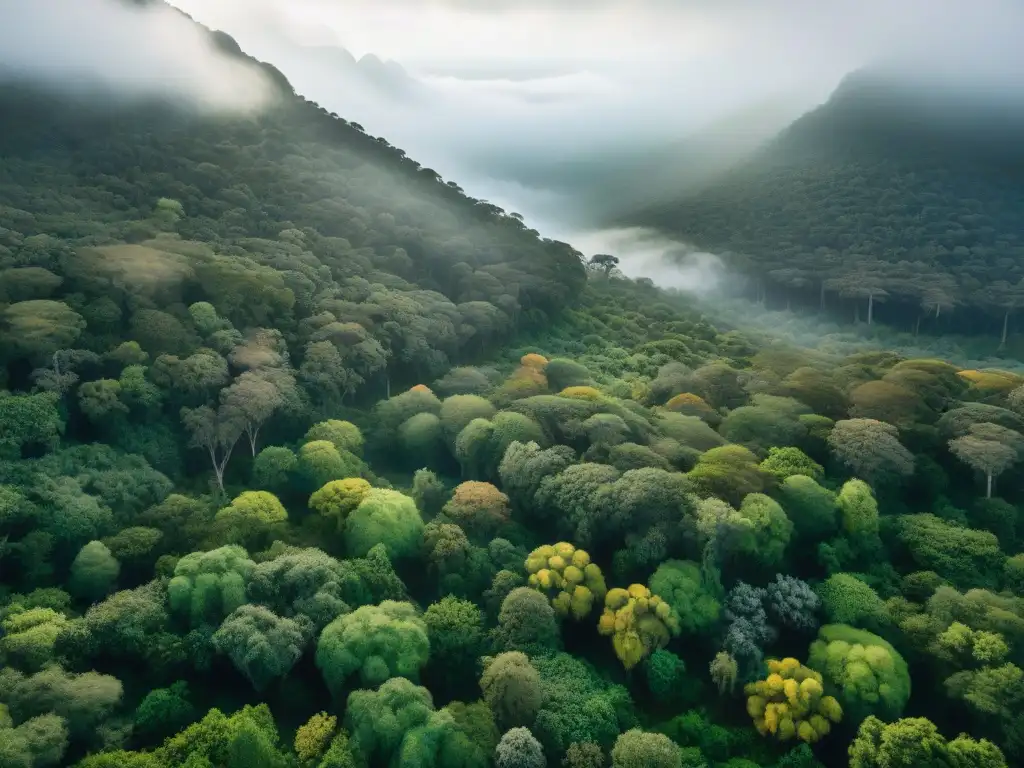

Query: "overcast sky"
left=169, top=0, right=1024, bottom=75
left=0, top=0, right=274, bottom=111
left=4, top=0, right=1022, bottom=284
left=164, top=0, right=1024, bottom=231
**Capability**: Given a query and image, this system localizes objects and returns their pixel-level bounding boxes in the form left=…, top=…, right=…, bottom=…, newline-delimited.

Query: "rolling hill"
left=624, top=69, right=1024, bottom=338
left=0, top=2, right=586, bottom=398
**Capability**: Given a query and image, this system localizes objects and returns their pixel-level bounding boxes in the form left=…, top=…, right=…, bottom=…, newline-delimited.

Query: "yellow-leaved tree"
left=745, top=657, right=843, bottom=743
left=525, top=542, right=607, bottom=620
left=597, top=584, right=679, bottom=669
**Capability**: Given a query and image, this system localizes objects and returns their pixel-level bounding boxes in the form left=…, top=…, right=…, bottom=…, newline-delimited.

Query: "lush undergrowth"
left=3, top=265, right=1023, bottom=768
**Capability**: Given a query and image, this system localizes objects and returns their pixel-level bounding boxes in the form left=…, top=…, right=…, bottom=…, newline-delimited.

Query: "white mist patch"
left=420, top=70, right=619, bottom=107
left=165, top=0, right=1024, bottom=212
left=566, top=227, right=726, bottom=294
left=0, top=0, right=275, bottom=112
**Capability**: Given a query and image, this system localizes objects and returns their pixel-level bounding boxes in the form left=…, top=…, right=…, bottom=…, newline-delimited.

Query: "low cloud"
left=0, top=0, right=275, bottom=111
left=165, top=0, right=1024, bottom=225
left=421, top=70, right=617, bottom=106
left=567, top=228, right=727, bottom=295
left=157, top=0, right=1024, bottom=279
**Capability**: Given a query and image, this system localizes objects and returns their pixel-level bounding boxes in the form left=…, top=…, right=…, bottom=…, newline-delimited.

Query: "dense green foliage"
left=0, top=10, right=1022, bottom=768
left=628, top=71, right=1024, bottom=343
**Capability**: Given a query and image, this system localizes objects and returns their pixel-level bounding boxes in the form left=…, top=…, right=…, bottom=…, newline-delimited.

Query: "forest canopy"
left=0, top=7, right=1021, bottom=768
left=626, top=71, right=1024, bottom=343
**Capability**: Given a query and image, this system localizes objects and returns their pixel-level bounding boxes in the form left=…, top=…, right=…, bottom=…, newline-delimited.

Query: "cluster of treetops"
left=0, top=11, right=1023, bottom=766
left=5, top=252, right=1024, bottom=768
left=627, top=71, right=1024, bottom=342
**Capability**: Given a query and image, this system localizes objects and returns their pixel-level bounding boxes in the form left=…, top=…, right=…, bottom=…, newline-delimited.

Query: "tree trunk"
left=819, top=281, right=826, bottom=311
left=867, top=293, right=874, bottom=326
left=208, top=446, right=226, bottom=495
left=935, top=303, right=941, bottom=319
left=914, top=315, right=921, bottom=336
left=208, top=440, right=237, bottom=498
left=1001, top=311, right=1010, bottom=349
left=247, top=426, right=259, bottom=457
left=986, top=472, right=993, bottom=499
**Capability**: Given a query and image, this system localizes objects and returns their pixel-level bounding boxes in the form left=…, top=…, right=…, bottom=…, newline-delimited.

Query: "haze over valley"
left=164, top=0, right=1024, bottom=287
left=10, top=0, right=1023, bottom=294
left=4, top=4, right=1024, bottom=768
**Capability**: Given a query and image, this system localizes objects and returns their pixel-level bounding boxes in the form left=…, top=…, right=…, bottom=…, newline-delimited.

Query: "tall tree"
left=588, top=254, right=620, bottom=277
left=769, top=267, right=812, bottom=310
left=974, top=279, right=1024, bottom=349
left=826, top=261, right=890, bottom=325
left=916, top=271, right=959, bottom=332
left=220, top=371, right=291, bottom=456
left=948, top=422, right=1024, bottom=498
left=181, top=403, right=245, bottom=494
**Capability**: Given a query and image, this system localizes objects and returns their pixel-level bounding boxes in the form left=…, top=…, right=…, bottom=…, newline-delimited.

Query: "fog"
left=568, top=228, right=728, bottom=293
left=163, top=0, right=1023, bottom=282
left=4, top=0, right=1021, bottom=292
left=0, top=0, right=275, bottom=111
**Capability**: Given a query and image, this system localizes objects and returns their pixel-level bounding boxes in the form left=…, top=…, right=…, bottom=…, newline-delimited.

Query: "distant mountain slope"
left=0, top=3, right=585, bottom=400
left=235, top=38, right=425, bottom=103
left=514, top=92, right=811, bottom=227
left=625, top=69, right=1024, bottom=337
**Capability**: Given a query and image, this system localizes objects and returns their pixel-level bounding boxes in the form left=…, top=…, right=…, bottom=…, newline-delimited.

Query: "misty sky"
left=166, top=0, right=1024, bottom=234
left=0, top=0, right=274, bottom=111
left=3, top=0, right=1022, bottom=284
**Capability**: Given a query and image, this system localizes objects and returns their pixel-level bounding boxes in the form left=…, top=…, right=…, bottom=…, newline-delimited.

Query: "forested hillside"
left=628, top=70, right=1024, bottom=342
left=0, top=9, right=1022, bottom=768
left=0, top=29, right=586, bottom=402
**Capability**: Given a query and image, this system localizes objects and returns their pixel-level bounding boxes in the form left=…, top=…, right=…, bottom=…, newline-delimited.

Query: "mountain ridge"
left=250, top=40, right=424, bottom=102
left=0, top=0, right=586, bottom=400
left=622, top=67, right=1024, bottom=338
left=766, top=68, right=1024, bottom=168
